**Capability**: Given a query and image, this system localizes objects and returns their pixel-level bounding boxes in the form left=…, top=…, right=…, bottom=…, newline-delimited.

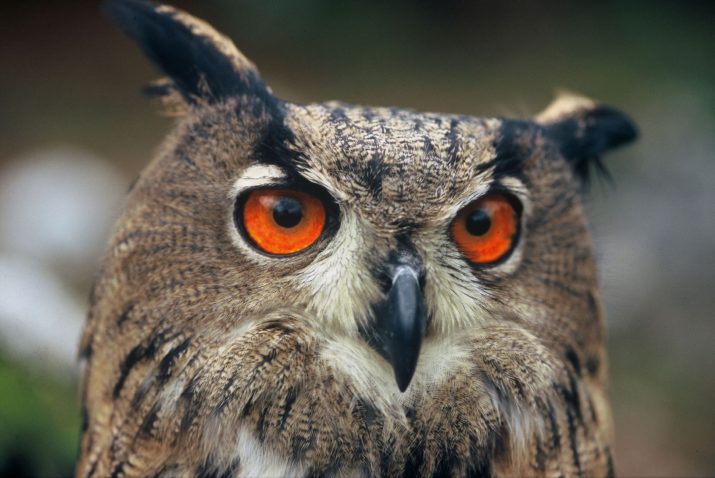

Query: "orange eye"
left=239, top=188, right=327, bottom=255
left=451, top=193, right=520, bottom=265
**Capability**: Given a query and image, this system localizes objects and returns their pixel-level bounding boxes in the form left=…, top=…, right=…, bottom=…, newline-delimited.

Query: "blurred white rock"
left=0, top=148, right=127, bottom=279
left=0, top=254, right=85, bottom=375
left=0, top=147, right=128, bottom=377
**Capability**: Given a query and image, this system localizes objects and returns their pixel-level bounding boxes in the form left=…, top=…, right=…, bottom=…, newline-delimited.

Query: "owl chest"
left=216, top=339, right=520, bottom=477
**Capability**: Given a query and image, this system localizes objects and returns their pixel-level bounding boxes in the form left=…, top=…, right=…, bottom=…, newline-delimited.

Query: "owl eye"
left=451, top=193, right=520, bottom=265
left=237, top=188, right=327, bottom=255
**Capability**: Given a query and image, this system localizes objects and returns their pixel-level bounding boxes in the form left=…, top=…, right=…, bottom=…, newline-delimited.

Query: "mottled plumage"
left=77, top=1, right=637, bottom=477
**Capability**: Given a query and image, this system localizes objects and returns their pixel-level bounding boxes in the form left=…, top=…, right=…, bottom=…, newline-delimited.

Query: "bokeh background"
left=1, top=1, right=713, bottom=476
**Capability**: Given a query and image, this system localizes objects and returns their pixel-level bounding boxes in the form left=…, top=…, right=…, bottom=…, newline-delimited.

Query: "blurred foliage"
left=0, top=0, right=713, bottom=476
left=0, top=356, right=77, bottom=477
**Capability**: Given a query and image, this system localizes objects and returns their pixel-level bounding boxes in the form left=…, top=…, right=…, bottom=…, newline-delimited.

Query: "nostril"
left=373, top=236, right=426, bottom=294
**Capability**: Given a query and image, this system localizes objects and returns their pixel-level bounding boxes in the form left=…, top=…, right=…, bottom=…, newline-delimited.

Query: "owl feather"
left=77, top=1, right=637, bottom=477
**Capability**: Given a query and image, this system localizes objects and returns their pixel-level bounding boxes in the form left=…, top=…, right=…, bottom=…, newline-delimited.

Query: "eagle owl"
left=77, top=1, right=637, bottom=477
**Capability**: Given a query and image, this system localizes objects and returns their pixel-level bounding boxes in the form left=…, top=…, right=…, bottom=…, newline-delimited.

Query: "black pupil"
left=466, top=208, right=491, bottom=236
left=272, top=197, right=303, bottom=228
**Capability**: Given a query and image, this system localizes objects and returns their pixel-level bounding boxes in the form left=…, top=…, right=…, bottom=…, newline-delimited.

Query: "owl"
left=77, top=1, right=637, bottom=477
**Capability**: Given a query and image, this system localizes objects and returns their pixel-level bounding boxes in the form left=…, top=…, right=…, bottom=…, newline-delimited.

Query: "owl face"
left=231, top=104, right=529, bottom=390
left=78, top=2, right=637, bottom=477
left=152, top=99, right=605, bottom=391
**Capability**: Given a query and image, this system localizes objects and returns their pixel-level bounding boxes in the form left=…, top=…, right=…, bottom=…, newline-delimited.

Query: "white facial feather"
left=295, top=210, right=383, bottom=334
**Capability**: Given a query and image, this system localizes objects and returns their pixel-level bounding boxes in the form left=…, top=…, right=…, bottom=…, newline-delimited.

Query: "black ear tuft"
left=537, top=95, right=638, bottom=186
left=103, top=0, right=272, bottom=105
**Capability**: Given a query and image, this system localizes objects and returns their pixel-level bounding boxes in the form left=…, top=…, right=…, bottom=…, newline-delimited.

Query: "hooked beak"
left=365, top=255, right=427, bottom=392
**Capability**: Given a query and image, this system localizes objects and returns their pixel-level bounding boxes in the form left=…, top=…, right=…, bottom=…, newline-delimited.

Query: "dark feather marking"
left=255, top=403, right=270, bottom=442
left=305, top=407, right=318, bottom=452
left=433, top=450, right=458, bottom=478
left=466, top=456, right=492, bottom=478
left=86, top=458, right=99, bottom=478
left=109, top=461, right=125, bottom=478
left=80, top=405, right=89, bottom=434
left=605, top=446, right=615, bottom=478
left=562, top=370, right=584, bottom=423
left=423, top=135, right=435, bottom=155
left=116, top=301, right=135, bottom=327
left=196, top=462, right=237, bottom=478
left=565, top=346, right=582, bottom=377
left=289, top=403, right=318, bottom=462
left=221, top=371, right=239, bottom=395
left=446, top=117, right=461, bottom=165
left=241, top=392, right=256, bottom=419
left=489, top=419, right=508, bottom=462
left=349, top=398, right=372, bottom=468
left=484, top=120, right=532, bottom=181
left=305, top=470, right=328, bottom=478
left=311, top=455, right=342, bottom=478
left=547, top=401, right=562, bottom=450
left=252, top=101, right=309, bottom=176
left=534, top=436, right=547, bottom=473
left=138, top=401, right=161, bottom=438
left=289, top=424, right=305, bottom=461
left=475, top=271, right=507, bottom=291
left=585, top=355, right=600, bottom=377
left=565, top=405, right=583, bottom=478
left=555, top=383, right=579, bottom=425
left=402, top=441, right=425, bottom=478
left=379, top=435, right=396, bottom=477
left=102, top=0, right=273, bottom=105
left=357, top=397, right=379, bottom=427
left=113, top=344, right=149, bottom=400
left=543, top=105, right=637, bottom=188
left=361, top=108, right=377, bottom=121
left=113, top=330, right=177, bottom=399
left=207, top=339, right=276, bottom=411
left=389, top=219, right=420, bottom=232
left=79, top=339, right=93, bottom=360
left=254, top=348, right=278, bottom=372
left=279, top=387, right=299, bottom=431
left=480, top=152, right=527, bottom=183
left=214, top=348, right=272, bottom=415
left=262, top=319, right=300, bottom=334
left=364, top=152, right=384, bottom=199
left=108, top=430, right=124, bottom=467
left=157, top=337, right=191, bottom=383
left=179, top=376, right=200, bottom=434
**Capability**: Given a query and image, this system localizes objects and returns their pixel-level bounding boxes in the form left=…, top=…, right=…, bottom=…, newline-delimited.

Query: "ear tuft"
left=536, top=94, right=638, bottom=186
left=103, top=0, right=273, bottom=106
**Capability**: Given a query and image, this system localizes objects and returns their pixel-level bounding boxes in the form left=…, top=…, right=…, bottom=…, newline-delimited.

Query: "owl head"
left=79, top=1, right=637, bottom=476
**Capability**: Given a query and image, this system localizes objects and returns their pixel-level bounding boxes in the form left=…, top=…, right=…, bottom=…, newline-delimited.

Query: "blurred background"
left=0, top=1, right=713, bottom=476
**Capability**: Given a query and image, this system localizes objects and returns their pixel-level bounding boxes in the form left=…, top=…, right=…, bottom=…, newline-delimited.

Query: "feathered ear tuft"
left=103, top=0, right=274, bottom=107
left=536, top=94, right=638, bottom=187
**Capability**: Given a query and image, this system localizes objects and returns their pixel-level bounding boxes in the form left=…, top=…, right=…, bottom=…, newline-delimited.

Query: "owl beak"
left=368, top=262, right=427, bottom=393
